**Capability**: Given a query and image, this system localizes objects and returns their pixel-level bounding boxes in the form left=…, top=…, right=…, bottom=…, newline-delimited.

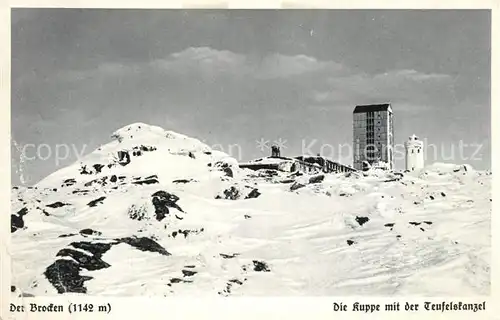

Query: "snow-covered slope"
left=10, top=123, right=491, bottom=297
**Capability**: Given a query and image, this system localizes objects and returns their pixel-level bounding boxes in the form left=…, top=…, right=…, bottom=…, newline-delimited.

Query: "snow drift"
left=10, top=123, right=491, bottom=297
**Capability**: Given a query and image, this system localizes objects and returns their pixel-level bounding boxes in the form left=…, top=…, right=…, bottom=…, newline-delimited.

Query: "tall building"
left=353, top=103, right=394, bottom=170
left=405, top=134, right=424, bottom=171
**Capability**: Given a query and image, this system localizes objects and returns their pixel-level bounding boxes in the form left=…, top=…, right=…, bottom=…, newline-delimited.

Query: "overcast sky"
left=11, top=9, right=491, bottom=185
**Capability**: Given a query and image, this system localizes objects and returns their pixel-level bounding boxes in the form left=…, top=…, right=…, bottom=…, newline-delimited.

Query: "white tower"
left=405, top=134, right=424, bottom=171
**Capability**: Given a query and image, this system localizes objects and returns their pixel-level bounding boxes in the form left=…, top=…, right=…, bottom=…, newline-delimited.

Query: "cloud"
left=53, top=46, right=454, bottom=116
left=152, top=47, right=250, bottom=77
left=309, top=67, right=453, bottom=109
left=151, top=47, right=344, bottom=79
left=256, top=53, right=343, bottom=79
left=380, top=69, right=452, bottom=82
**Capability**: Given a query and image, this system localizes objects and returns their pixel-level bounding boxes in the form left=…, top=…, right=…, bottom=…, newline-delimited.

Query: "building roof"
left=353, top=103, right=391, bottom=113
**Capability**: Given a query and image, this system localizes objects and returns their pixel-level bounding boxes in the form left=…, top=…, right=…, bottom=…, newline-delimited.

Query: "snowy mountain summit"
left=11, top=123, right=491, bottom=296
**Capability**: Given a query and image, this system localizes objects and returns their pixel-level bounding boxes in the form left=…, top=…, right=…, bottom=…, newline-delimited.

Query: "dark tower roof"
left=353, top=103, right=391, bottom=113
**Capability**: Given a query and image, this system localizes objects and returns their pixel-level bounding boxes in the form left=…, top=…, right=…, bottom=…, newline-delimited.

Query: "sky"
left=11, top=9, right=491, bottom=186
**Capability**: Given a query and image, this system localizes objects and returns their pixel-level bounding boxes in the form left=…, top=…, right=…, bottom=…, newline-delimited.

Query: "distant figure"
left=271, top=145, right=280, bottom=158
left=405, top=134, right=424, bottom=171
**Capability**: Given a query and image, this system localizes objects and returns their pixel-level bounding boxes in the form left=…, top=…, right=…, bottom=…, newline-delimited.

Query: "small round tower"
left=405, top=134, right=424, bottom=171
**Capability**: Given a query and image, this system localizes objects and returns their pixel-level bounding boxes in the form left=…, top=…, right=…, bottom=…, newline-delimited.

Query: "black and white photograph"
left=9, top=8, right=491, bottom=299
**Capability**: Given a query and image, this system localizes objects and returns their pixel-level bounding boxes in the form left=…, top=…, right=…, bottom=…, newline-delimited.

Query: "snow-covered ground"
left=10, top=123, right=491, bottom=297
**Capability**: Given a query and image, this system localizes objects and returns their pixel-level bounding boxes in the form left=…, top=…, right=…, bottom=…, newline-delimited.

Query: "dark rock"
left=93, top=164, right=105, bottom=173
left=139, top=145, right=157, bottom=152
left=214, top=161, right=230, bottom=168
left=170, top=278, right=191, bottom=284
left=423, top=221, right=433, bottom=225
left=17, top=207, right=28, bottom=216
left=420, top=228, right=425, bottom=232
left=229, top=279, right=243, bottom=285
left=172, top=231, right=178, bottom=238
left=204, top=151, right=212, bottom=155
left=70, top=241, right=115, bottom=258
left=11, top=214, right=24, bottom=233
left=347, top=240, right=355, bottom=246
left=87, top=196, right=106, bottom=207
left=429, top=195, right=435, bottom=200
left=84, top=177, right=108, bottom=187
left=151, top=190, right=184, bottom=221
left=42, top=210, right=50, bottom=216
left=188, top=152, right=196, bottom=159
left=309, top=175, right=325, bottom=184
left=355, top=216, right=370, bottom=226
left=280, top=179, right=295, bottom=184
left=396, top=235, right=401, bottom=238
left=184, top=265, right=196, bottom=268
left=46, top=202, right=70, bottom=208
left=172, top=179, right=193, bottom=184
left=244, top=214, right=251, bottom=219
left=118, top=236, right=171, bottom=256
left=110, top=175, right=118, bottom=183
left=56, top=248, right=110, bottom=271
left=384, top=223, right=395, bottom=227
left=441, top=192, right=446, bottom=197
left=290, top=182, right=305, bottom=191
left=220, top=253, right=240, bottom=259
left=128, top=204, right=146, bottom=221
left=223, top=167, right=233, bottom=177
left=72, top=189, right=89, bottom=195
left=217, top=186, right=240, bottom=200
left=79, top=165, right=92, bottom=175
left=44, top=259, right=92, bottom=294
left=182, top=270, right=197, bottom=277
left=58, top=233, right=77, bottom=238
left=80, top=229, right=102, bottom=237
left=117, top=151, right=131, bottom=166
left=409, top=221, right=421, bottom=226
left=11, top=285, right=16, bottom=292
left=133, top=178, right=159, bottom=185
left=52, top=188, right=57, bottom=192
left=245, top=188, right=261, bottom=199
left=252, top=260, right=270, bottom=272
